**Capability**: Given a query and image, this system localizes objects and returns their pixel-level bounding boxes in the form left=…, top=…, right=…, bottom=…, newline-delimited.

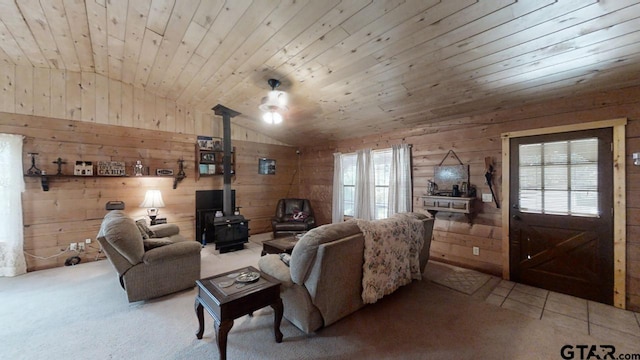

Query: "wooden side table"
left=195, top=266, right=283, bottom=360
left=261, top=235, right=298, bottom=256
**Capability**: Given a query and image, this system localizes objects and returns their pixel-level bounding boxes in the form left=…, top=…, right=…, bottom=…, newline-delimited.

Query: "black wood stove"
left=210, top=215, right=249, bottom=253
left=206, top=105, right=250, bottom=253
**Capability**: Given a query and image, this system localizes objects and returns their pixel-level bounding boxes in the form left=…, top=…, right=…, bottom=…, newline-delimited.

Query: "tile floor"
left=485, top=279, right=640, bottom=346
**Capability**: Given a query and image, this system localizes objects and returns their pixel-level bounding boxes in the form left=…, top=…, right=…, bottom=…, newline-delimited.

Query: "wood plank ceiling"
left=1, top=0, right=639, bottom=146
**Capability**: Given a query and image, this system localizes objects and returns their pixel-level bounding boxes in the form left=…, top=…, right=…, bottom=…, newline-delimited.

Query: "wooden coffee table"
left=261, top=235, right=299, bottom=256
left=195, top=266, right=283, bottom=360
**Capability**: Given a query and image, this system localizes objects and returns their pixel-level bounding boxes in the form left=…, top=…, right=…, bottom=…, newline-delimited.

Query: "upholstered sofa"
left=271, top=198, right=316, bottom=237
left=97, top=210, right=202, bottom=302
left=258, top=212, right=434, bottom=334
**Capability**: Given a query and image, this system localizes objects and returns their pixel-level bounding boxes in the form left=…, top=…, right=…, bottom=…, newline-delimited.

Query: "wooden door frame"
left=501, top=118, right=627, bottom=309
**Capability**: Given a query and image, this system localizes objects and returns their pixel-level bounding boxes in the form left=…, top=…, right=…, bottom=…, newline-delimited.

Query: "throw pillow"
left=291, top=210, right=309, bottom=222
left=135, top=219, right=154, bottom=240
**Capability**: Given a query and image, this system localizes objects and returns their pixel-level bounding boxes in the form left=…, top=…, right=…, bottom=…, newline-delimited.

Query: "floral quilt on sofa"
left=356, top=213, right=425, bottom=304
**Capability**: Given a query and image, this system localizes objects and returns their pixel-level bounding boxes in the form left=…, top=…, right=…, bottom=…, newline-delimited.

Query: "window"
left=373, top=149, right=391, bottom=219
left=518, top=138, right=598, bottom=216
left=334, top=144, right=411, bottom=222
left=341, top=148, right=396, bottom=220
left=342, top=154, right=356, bottom=216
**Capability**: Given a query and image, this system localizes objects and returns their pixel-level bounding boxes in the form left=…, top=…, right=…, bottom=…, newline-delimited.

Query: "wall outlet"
left=85, top=238, right=92, bottom=244
left=472, top=246, right=480, bottom=256
left=70, top=243, right=78, bottom=251
left=482, top=193, right=493, bottom=202
left=78, top=242, right=85, bottom=251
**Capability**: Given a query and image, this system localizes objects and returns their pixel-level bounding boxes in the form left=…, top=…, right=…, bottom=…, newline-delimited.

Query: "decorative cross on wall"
left=52, top=157, right=67, bottom=176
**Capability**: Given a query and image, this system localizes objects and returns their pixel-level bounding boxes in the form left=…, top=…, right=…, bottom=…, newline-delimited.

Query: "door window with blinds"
left=518, top=138, right=598, bottom=216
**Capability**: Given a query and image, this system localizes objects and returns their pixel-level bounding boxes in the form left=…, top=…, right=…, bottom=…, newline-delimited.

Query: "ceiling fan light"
left=259, top=78, right=287, bottom=124
left=268, top=90, right=279, bottom=102
left=259, top=91, right=288, bottom=112
left=277, top=91, right=287, bottom=107
left=263, top=111, right=282, bottom=124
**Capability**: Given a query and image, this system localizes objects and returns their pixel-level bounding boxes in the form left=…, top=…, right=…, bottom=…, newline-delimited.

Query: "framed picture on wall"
left=197, top=135, right=213, bottom=150
left=259, top=158, right=276, bottom=175
left=212, top=137, right=223, bottom=151
left=200, top=152, right=215, bottom=163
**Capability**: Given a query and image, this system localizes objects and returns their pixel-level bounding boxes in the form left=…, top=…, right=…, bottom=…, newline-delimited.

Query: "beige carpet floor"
left=1, top=241, right=639, bottom=359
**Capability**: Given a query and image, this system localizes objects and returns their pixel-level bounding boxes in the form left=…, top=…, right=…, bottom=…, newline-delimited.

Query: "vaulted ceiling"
left=1, top=0, right=640, bottom=146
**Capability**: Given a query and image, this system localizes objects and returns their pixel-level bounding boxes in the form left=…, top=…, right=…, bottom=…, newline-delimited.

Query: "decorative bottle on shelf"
left=134, top=160, right=143, bottom=176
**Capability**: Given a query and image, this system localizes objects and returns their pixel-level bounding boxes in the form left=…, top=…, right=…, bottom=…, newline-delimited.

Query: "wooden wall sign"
left=97, top=161, right=126, bottom=176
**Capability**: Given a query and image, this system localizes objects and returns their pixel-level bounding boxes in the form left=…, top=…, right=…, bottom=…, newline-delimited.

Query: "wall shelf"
left=195, top=144, right=235, bottom=181
left=25, top=173, right=184, bottom=191
left=421, top=195, right=476, bottom=223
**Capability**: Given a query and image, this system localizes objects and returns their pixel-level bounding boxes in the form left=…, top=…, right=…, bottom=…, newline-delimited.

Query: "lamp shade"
left=139, top=190, right=165, bottom=209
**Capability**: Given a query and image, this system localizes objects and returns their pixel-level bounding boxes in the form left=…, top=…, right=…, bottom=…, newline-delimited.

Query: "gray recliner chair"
left=97, top=210, right=201, bottom=302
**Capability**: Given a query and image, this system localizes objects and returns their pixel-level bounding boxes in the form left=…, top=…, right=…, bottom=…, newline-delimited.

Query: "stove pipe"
left=212, top=104, right=241, bottom=216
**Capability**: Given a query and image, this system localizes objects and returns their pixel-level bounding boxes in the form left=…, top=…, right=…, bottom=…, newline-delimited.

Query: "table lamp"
left=140, top=190, right=165, bottom=225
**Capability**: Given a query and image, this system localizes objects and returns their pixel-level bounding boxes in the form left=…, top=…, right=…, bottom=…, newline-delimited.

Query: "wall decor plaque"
left=97, top=161, right=126, bottom=176
left=156, top=168, right=174, bottom=176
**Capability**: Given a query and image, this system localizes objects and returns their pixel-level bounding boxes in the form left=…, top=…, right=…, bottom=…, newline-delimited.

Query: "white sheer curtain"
left=331, top=152, right=344, bottom=223
left=388, top=144, right=412, bottom=215
left=0, top=134, right=27, bottom=276
left=354, top=148, right=374, bottom=220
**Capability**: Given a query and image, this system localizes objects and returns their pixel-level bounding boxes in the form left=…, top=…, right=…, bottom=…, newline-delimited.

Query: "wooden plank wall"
left=299, top=85, right=640, bottom=312
left=0, top=112, right=298, bottom=271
